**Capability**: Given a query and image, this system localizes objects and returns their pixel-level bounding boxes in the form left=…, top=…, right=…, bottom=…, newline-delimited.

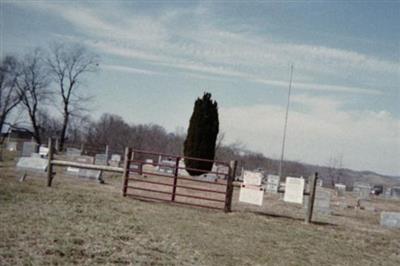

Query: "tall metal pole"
left=278, top=64, right=294, bottom=180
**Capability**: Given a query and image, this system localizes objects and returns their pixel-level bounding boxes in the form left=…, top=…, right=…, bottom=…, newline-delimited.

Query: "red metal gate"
left=122, top=148, right=237, bottom=212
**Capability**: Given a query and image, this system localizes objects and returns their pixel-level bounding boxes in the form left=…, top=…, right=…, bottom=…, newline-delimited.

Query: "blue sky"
left=1, top=1, right=399, bottom=176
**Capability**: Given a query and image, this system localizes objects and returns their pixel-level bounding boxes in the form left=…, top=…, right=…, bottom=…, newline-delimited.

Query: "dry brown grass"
left=1, top=157, right=400, bottom=265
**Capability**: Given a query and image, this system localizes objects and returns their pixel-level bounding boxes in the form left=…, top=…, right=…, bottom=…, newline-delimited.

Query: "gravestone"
left=78, top=156, right=100, bottom=180
left=66, top=147, right=81, bottom=157
left=265, top=174, right=280, bottom=193
left=158, top=159, right=175, bottom=174
left=284, top=177, right=305, bottom=204
left=239, top=186, right=264, bottom=206
left=380, top=212, right=400, bottom=228
left=391, top=187, right=400, bottom=199
left=22, top=142, right=38, bottom=157
left=109, top=154, right=121, bottom=167
left=16, top=157, right=48, bottom=172
left=243, top=171, right=263, bottom=186
left=335, top=183, right=346, bottom=197
left=239, top=171, right=264, bottom=206
left=31, top=153, right=42, bottom=158
left=178, top=159, right=190, bottom=176
left=79, top=169, right=102, bottom=180
left=317, top=179, right=323, bottom=187
left=199, top=173, right=218, bottom=182
left=353, top=182, right=370, bottom=199
left=39, top=146, right=49, bottom=157
left=6, top=142, right=17, bottom=151
left=216, top=164, right=229, bottom=179
left=66, top=156, right=94, bottom=176
left=95, top=154, right=107, bottom=165
left=142, top=159, right=156, bottom=174
left=359, top=200, right=376, bottom=212
left=384, top=188, right=392, bottom=199
left=314, top=190, right=331, bottom=215
left=66, top=167, right=80, bottom=176
left=111, top=154, right=121, bottom=162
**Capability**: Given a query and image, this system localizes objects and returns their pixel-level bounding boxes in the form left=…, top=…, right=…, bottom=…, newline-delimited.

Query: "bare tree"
left=86, top=113, right=130, bottom=153
left=327, top=154, right=344, bottom=187
left=16, top=49, right=50, bottom=145
left=0, top=56, right=21, bottom=143
left=46, top=43, right=99, bottom=150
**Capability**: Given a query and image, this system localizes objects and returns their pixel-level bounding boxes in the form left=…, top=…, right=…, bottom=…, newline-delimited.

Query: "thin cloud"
left=102, top=64, right=161, bottom=76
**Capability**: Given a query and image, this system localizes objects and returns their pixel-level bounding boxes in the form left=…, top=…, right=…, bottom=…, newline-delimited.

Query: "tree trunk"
left=59, top=111, right=69, bottom=151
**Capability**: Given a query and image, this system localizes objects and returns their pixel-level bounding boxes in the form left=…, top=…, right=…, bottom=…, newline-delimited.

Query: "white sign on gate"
left=243, top=171, right=263, bottom=186
left=239, top=186, right=264, bottom=206
left=284, top=177, right=305, bottom=204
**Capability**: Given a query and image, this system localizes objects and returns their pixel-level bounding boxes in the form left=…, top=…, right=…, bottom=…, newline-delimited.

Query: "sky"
left=1, top=1, right=399, bottom=176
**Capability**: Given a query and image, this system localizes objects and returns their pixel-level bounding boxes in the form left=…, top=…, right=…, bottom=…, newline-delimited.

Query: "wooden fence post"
left=224, top=160, right=237, bottom=213
left=47, top=138, right=54, bottom=187
left=171, top=157, right=180, bottom=201
left=105, top=145, right=109, bottom=165
left=122, top=147, right=132, bottom=196
left=305, top=172, right=318, bottom=224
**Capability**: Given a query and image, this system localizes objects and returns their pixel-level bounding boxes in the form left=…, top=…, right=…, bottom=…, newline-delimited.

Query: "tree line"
left=77, top=112, right=310, bottom=178
left=0, top=43, right=98, bottom=150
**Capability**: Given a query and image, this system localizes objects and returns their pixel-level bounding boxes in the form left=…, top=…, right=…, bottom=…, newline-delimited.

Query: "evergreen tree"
left=184, top=92, right=219, bottom=176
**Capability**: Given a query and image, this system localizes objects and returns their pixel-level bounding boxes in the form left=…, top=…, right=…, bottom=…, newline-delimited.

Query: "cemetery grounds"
left=1, top=152, right=400, bottom=265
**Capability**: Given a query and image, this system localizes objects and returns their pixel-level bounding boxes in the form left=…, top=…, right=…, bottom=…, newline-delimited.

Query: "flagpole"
left=278, top=64, right=294, bottom=180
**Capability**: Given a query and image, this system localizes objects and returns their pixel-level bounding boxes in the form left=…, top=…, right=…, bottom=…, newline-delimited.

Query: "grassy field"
left=1, top=158, right=400, bottom=265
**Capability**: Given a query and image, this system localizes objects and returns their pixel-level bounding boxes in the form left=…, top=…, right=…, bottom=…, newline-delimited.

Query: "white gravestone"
left=66, top=147, right=82, bottom=157
left=239, top=186, right=264, bottom=206
left=79, top=169, right=101, bottom=180
left=39, top=146, right=49, bottom=157
left=109, top=154, right=121, bottom=167
left=200, top=173, right=218, bottom=182
left=239, top=171, right=264, bottom=206
left=266, top=174, right=280, bottom=193
left=6, top=142, right=17, bottom=151
left=335, top=184, right=346, bottom=197
left=78, top=156, right=100, bottom=179
left=284, top=177, right=305, bottom=204
left=22, top=142, right=37, bottom=157
left=16, top=157, right=48, bottom=172
left=158, top=159, right=175, bottom=174
left=353, top=183, right=370, bottom=200
left=66, top=156, right=94, bottom=176
left=380, top=212, right=400, bottom=228
left=111, top=154, right=121, bottom=162
left=178, top=159, right=190, bottom=176
left=216, top=165, right=229, bottom=179
left=243, top=171, right=263, bottom=186
left=95, top=154, right=107, bottom=165
left=143, top=159, right=156, bottom=174
left=30, top=153, right=42, bottom=158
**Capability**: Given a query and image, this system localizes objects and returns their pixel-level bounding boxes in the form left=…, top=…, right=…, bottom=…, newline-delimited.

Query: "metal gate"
left=122, top=148, right=237, bottom=212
